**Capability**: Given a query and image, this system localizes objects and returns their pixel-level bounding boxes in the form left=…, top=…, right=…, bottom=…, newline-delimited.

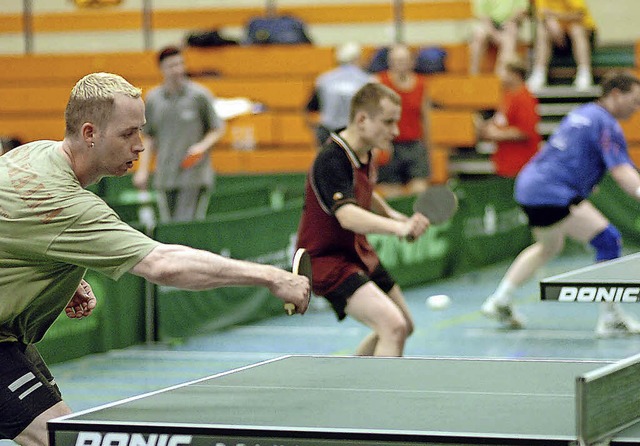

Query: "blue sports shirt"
left=515, top=103, right=633, bottom=206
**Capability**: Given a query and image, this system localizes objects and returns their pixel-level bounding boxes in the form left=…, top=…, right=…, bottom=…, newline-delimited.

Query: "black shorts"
left=377, top=140, right=430, bottom=185
left=521, top=198, right=583, bottom=227
left=324, top=264, right=396, bottom=321
left=0, top=342, right=62, bottom=440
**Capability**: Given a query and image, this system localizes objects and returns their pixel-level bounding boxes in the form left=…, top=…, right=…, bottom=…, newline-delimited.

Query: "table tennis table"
left=49, top=354, right=640, bottom=446
left=541, top=252, right=640, bottom=302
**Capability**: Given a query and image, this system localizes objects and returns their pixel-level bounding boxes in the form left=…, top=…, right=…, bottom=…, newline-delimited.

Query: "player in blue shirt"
left=481, top=70, right=640, bottom=337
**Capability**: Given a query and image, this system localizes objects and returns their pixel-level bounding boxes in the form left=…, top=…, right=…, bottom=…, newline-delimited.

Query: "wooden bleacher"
left=0, top=1, right=478, bottom=174
left=427, top=74, right=502, bottom=183
left=0, top=45, right=330, bottom=173
left=0, top=42, right=478, bottom=174
left=0, top=2, right=473, bottom=34
left=621, top=110, right=640, bottom=167
left=2, top=2, right=638, bottom=176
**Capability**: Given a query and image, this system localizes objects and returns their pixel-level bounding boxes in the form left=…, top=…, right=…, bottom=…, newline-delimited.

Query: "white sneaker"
left=526, top=70, right=546, bottom=92
left=574, top=70, right=594, bottom=92
left=481, top=297, right=524, bottom=329
left=595, top=310, right=640, bottom=338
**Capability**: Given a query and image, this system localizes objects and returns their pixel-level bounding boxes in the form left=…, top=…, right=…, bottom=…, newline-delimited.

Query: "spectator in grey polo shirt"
left=133, top=46, right=225, bottom=222
left=305, top=42, right=373, bottom=149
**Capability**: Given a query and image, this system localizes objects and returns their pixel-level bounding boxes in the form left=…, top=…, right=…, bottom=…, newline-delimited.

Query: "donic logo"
left=557, top=287, right=640, bottom=302
left=75, top=432, right=193, bottom=446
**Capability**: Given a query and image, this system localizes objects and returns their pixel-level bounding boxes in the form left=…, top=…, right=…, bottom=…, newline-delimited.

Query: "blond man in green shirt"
left=0, top=72, right=310, bottom=446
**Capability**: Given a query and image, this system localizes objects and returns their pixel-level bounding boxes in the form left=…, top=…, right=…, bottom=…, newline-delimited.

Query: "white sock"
left=599, top=302, right=617, bottom=318
left=529, top=66, right=546, bottom=80
left=492, top=279, right=515, bottom=305
left=576, top=65, right=591, bottom=77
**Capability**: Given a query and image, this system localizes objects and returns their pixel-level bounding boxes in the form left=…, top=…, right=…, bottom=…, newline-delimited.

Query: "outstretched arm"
left=130, top=244, right=311, bottom=314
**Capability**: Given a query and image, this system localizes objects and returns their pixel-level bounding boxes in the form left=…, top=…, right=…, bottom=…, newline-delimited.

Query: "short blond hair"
left=349, top=82, right=401, bottom=123
left=65, top=72, right=142, bottom=136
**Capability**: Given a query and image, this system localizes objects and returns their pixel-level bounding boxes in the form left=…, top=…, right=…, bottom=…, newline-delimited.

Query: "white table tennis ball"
left=426, top=294, right=451, bottom=310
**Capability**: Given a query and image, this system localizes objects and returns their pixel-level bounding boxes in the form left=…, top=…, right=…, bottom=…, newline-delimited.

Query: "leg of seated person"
left=527, top=21, right=553, bottom=91
left=567, top=23, right=593, bottom=90
left=496, top=21, right=519, bottom=77
left=469, top=22, right=492, bottom=75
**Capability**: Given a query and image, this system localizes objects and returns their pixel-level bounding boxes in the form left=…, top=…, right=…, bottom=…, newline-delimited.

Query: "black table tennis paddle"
left=407, top=186, right=458, bottom=241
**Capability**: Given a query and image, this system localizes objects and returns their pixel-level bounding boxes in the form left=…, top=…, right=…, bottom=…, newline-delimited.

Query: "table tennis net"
left=576, top=353, right=640, bottom=445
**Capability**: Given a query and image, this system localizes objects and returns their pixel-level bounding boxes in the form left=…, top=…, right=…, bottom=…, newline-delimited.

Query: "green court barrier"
left=215, top=172, right=306, bottom=194
left=153, top=200, right=304, bottom=340
left=97, top=172, right=307, bottom=201
left=371, top=177, right=532, bottom=286
left=45, top=175, right=640, bottom=358
left=207, top=186, right=273, bottom=215
left=590, top=174, right=640, bottom=247
left=452, top=177, right=533, bottom=273
left=368, top=194, right=460, bottom=287
left=37, top=305, right=104, bottom=365
left=99, top=173, right=306, bottom=225
left=150, top=177, right=533, bottom=341
left=37, top=270, right=147, bottom=365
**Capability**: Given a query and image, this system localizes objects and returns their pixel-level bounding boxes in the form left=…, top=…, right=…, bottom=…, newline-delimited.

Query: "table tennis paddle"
left=285, top=248, right=312, bottom=316
left=407, top=185, right=458, bottom=241
left=413, top=185, right=458, bottom=224
left=180, top=152, right=203, bottom=169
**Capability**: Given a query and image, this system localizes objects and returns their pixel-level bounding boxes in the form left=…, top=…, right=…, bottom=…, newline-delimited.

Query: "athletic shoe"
left=481, top=297, right=524, bottom=329
left=574, top=70, right=593, bottom=92
left=595, top=311, right=640, bottom=338
left=526, top=70, right=546, bottom=93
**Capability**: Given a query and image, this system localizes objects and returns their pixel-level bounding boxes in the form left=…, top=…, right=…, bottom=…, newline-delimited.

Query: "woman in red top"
left=477, top=58, right=541, bottom=177
left=375, top=44, right=430, bottom=196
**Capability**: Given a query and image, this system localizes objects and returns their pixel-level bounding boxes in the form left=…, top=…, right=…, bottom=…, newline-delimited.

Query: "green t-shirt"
left=472, top=0, right=528, bottom=24
left=0, top=141, right=160, bottom=344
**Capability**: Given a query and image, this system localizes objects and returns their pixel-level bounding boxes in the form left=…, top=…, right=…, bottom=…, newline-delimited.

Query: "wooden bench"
left=217, top=112, right=313, bottom=148
left=212, top=148, right=315, bottom=174
left=0, top=52, right=161, bottom=86
left=427, top=74, right=502, bottom=183
left=0, top=2, right=472, bottom=34
left=184, top=45, right=334, bottom=78
left=0, top=111, right=315, bottom=150
left=621, top=111, right=640, bottom=166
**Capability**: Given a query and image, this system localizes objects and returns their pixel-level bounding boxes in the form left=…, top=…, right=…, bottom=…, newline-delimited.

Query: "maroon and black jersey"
left=296, top=132, right=381, bottom=296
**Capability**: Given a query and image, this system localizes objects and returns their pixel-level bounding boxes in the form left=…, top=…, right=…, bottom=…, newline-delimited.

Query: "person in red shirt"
left=374, top=44, right=430, bottom=196
left=476, top=58, right=541, bottom=177
left=296, top=83, right=429, bottom=357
